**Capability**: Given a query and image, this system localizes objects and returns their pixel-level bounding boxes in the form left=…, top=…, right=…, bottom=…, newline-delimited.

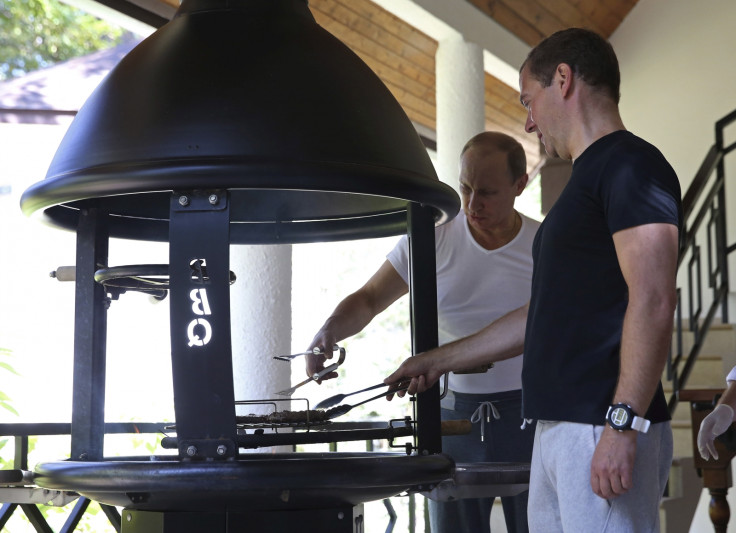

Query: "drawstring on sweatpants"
left=470, top=401, right=500, bottom=442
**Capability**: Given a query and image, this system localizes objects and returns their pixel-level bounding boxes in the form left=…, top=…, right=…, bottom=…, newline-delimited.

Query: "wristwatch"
left=606, top=403, right=651, bottom=433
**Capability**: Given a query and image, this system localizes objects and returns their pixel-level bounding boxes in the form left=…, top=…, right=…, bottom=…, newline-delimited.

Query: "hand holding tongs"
left=274, top=345, right=346, bottom=396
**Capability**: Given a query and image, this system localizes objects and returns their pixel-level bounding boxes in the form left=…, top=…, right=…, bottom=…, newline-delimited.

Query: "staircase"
left=660, top=323, right=736, bottom=533
left=661, top=324, right=736, bottom=532
left=669, top=324, right=736, bottom=457
left=665, top=108, right=736, bottom=417
left=660, top=109, right=736, bottom=532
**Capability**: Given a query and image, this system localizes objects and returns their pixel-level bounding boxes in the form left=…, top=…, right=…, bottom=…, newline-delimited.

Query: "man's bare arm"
left=611, top=223, right=679, bottom=414
left=385, top=302, right=529, bottom=396
left=306, top=260, right=408, bottom=379
left=590, top=222, right=678, bottom=499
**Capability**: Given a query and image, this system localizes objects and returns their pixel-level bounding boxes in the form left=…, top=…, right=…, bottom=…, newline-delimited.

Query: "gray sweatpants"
left=528, top=420, right=672, bottom=532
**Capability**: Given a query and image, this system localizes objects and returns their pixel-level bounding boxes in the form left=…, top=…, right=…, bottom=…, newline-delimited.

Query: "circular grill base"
left=33, top=452, right=454, bottom=512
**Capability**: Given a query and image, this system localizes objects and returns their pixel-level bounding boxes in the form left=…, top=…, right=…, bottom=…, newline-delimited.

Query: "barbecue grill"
left=16, top=1, right=528, bottom=531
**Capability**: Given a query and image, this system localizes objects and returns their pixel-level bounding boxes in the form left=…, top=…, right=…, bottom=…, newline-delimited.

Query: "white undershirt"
left=387, top=211, right=539, bottom=394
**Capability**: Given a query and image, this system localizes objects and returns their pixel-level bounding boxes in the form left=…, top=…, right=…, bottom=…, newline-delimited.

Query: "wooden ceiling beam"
left=466, top=0, right=545, bottom=46
left=311, top=0, right=436, bottom=72
left=566, top=0, right=621, bottom=37
left=532, top=0, right=609, bottom=36
left=315, top=15, right=436, bottom=100
left=326, top=0, right=439, bottom=57
left=495, top=0, right=569, bottom=39
left=599, top=0, right=636, bottom=22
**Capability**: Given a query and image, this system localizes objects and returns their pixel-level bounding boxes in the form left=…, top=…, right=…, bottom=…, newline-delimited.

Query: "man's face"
left=459, top=148, right=525, bottom=237
left=519, top=66, right=560, bottom=158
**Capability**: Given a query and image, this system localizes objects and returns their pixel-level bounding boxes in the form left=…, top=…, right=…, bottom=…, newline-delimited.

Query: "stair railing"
left=667, top=108, right=736, bottom=415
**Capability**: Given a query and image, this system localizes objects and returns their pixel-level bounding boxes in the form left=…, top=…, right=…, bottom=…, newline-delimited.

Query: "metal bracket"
left=0, top=487, right=79, bottom=507
left=178, top=439, right=238, bottom=461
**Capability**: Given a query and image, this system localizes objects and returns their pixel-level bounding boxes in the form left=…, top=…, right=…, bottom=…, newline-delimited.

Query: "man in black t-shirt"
left=386, top=28, right=681, bottom=532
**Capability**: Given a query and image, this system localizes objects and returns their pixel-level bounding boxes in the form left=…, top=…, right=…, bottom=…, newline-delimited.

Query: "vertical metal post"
left=71, top=205, right=109, bottom=461
left=168, top=190, right=237, bottom=460
left=408, top=493, right=416, bottom=533
left=716, top=122, right=730, bottom=323
left=407, top=202, right=441, bottom=455
left=13, top=436, right=28, bottom=470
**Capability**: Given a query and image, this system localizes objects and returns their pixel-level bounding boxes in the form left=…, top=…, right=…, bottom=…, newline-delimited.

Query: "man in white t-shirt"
left=306, top=131, right=540, bottom=533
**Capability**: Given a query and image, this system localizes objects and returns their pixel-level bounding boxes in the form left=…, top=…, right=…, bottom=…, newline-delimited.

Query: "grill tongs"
left=274, top=345, right=346, bottom=396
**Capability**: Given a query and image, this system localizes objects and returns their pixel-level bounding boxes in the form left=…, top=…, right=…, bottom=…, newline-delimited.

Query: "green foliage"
left=0, top=347, right=19, bottom=416
left=130, top=431, right=164, bottom=454
left=0, top=0, right=132, bottom=81
left=0, top=390, right=18, bottom=416
left=0, top=438, right=11, bottom=470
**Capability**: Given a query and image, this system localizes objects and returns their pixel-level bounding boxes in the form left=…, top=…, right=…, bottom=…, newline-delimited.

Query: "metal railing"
left=667, top=108, right=736, bottom=414
left=0, top=422, right=166, bottom=532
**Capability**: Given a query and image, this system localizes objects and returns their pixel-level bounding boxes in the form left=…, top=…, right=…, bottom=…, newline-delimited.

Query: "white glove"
left=698, top=403, right=735, bottom=460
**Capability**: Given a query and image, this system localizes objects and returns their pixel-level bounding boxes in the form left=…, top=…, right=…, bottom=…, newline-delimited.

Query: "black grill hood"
left=20, top=0, right=459, bottom=243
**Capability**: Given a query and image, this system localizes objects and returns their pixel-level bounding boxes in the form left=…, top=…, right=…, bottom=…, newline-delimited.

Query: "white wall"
left=611, top=3, right=736, bottom=531
left=613, top=1, right=736, bottom=316
left=611, top=0, right=736, bottom=187
left=612, top=0, right=736, bottom=296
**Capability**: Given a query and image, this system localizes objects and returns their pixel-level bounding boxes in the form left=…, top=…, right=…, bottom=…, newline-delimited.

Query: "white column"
left=435, top=35, right=485, bottom=190
left=230, top=243, right=292, bottom=452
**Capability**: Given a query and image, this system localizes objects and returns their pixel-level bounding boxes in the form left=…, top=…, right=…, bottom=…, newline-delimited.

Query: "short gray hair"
left=461, top=131, right=527, bottom=182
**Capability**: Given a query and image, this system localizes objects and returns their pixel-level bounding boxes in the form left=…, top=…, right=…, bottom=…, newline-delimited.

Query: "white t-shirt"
left=387, top=211, right=539, bottom=394
left=727, top=366, right=736, bottom=383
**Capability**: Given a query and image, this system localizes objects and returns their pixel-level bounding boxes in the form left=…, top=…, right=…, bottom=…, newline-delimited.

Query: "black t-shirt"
left=522, top=130, right=682, bottom=425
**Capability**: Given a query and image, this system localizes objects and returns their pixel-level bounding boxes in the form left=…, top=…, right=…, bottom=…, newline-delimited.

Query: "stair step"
left=663, top=354, right=724, bottom=391
left=672, top=422, right=694, bottom=458
left=664, top=325, right=736, bottom=459
left=673, top=324, right=736, bottom=367
left=665, top=354, right=723, bottom=459
left=659, top=456, right=701, bottom=533
left=670, top=401, right=692, bottom=423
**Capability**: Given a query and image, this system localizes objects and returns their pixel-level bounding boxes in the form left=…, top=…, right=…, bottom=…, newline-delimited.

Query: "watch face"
left=610, top=407, right=630, bottom=428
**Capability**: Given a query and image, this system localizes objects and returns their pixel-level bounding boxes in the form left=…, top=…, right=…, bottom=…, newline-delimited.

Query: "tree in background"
left=0, top=0, right=132, bottom=81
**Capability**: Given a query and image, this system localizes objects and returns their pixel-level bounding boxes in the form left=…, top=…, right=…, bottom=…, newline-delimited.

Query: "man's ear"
left=555, top=63, right=574, bottom=98
left=515, top=173, right=529, bottom=196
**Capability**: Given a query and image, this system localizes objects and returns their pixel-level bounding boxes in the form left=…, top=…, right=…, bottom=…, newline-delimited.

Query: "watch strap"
left=631, top=415, right=650, bottom=433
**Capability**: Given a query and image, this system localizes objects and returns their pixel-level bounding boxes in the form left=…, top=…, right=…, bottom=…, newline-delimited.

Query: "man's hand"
left=590, top=426, right=637, bottom=499
left=304, top=260, right=409, bottom=384
left=382, top=304, right=530, bottom=400
left=698, top=403, right=734, bottom=460
left=384, top=351, right=445, bottom=399
left=305, top=334, right=339, bottom=383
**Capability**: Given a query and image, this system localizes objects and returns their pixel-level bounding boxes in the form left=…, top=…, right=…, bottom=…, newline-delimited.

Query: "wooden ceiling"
left=156, top=0, right=639, bottom=173
left=467, top=0, right=638, bottom=47
left=310, top=0, right=639, bottom=172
